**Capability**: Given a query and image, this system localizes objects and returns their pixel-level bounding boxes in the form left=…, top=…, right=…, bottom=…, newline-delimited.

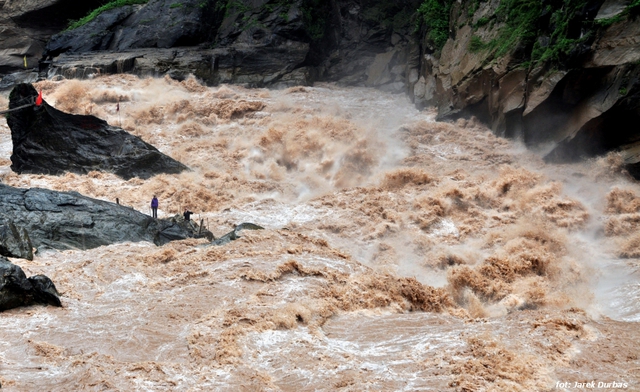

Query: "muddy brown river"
left=0, top=75, right=638, bottom=391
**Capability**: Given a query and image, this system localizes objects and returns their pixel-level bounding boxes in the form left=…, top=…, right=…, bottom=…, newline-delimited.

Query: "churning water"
left=0, top=75, right=638, bottom=391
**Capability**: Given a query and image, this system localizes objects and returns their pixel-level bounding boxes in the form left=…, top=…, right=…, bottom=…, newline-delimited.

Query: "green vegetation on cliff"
left=597, top=0, right=640, bottom=26
left=415, top=0, right=453, bottom=52
left=414, top=0, right=638, bottom=68
left=530, top=1, right=591, bottom=64
left=301, top=0, right=327, bottom=41
left=462, top=0, right=601, bottom=68
left=66, top=0, right=149, bottom=31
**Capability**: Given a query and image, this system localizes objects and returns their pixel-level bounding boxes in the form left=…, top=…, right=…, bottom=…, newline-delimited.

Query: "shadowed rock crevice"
left=7, top=83, right=188, bottom=180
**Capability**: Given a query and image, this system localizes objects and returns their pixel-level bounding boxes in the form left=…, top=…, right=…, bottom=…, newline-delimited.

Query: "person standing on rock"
left=151, top=195, right=158, bottom=219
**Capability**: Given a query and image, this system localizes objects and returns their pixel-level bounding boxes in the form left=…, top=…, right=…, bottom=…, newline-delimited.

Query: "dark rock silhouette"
left=0, top=219, right=33, bottom=260
left=0, top=183, right=213, bottom=251
left=7, top=83, right=188, bottom=180
left=0, top=255, right=62, bottom=311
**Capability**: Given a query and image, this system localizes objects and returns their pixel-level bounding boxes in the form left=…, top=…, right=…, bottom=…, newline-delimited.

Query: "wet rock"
left=44, top=5, right=140, bottom=56
left=44, top=0, right=205, bottom=57
left=0, top=219, right=33, bottom=260
left=157, top=214, right=214, bottom=244
left=210, top=223, right=264, bottom=246
left=0, top=255, right=61, bottom=311
left=0, top=183, right=213, bottom=251
left=0, top=70, right=39, bottom=91
left=7, top=83, right=188, bottom=180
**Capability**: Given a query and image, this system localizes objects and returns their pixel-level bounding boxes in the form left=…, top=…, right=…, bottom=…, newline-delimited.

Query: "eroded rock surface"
left=0, top=0, right=104, bottom=73
left=7, top=83, right=188, bottom=179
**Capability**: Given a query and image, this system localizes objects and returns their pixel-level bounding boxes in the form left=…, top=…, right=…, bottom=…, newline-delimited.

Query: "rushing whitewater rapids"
left=0, top=75, right=638, bottom=391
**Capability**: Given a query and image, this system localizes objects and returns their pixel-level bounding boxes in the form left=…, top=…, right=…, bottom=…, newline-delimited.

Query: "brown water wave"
left=0, top=76, right=638, bottom=390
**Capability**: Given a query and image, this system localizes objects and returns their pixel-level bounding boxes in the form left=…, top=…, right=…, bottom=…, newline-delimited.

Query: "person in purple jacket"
left=151, top=195, right=158, bottom=219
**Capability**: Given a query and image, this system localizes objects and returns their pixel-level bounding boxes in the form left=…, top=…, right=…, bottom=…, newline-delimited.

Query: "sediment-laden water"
left=0, top=75, right=638, bottom=391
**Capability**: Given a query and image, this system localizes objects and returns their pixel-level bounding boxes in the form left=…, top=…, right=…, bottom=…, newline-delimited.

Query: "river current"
left=0, top=75, right=638, bottom=391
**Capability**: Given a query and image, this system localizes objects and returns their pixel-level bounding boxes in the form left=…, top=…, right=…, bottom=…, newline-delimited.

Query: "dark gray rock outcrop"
left=48, top=45, right=313, bottom=88
left=44, top=0, right=206, bottom=58
left=0, top=183, right=213, bottom=251
left=0, top=219, right=33, bottom=260
left=7, top=83, right=188, bottom=179
left=40, top=0, right=416, bottom=89
left=210, top=222, right=264, bottom=246
left=0, top=255, right=61, bottom=311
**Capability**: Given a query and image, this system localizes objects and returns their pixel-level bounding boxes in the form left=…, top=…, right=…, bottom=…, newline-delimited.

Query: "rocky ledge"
left=0, top=183, right=213, bottom=251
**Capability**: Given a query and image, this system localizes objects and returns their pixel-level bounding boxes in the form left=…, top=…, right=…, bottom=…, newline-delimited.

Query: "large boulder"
left=0, top=183, right=213, bottom=251
left=0, top=255, right=61, bottom=311
left=7, top=83, right=188, bottom=180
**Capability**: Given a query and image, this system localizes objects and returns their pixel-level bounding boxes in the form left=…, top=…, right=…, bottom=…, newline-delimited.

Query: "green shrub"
left=461, top=0, right=594, bottom=67
left=66, top=0, right=149, bottom=31
left=170, top=3, right=183, bottom=9
left=468, top=35, right=488, bottom=52
left=302, top=0, right=327, bottom=41
left=529, top=1, right=591, bottom=65
left=475, top=17, right=489, bottom=28
left=416, top=0, right=454, bottom=51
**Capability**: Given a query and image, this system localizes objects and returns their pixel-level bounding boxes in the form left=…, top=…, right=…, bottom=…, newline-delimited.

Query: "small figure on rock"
left=151, top=195, right=158, bottom=219
left=183, top=208, right=194, bottom=222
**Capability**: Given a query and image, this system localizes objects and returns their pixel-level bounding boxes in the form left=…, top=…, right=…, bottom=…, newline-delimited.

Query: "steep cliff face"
left=34, top=0, right=419, bottom=88
left=411, top=0, right=640, bottom=174
left=0, top=0, right=103, bottom=73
